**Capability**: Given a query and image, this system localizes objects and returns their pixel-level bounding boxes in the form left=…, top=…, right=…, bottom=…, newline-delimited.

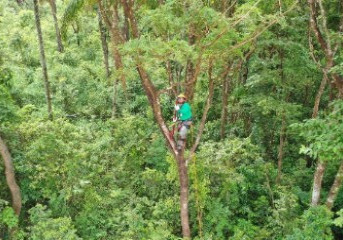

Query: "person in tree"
left=173, top=94, right=193, bottom=150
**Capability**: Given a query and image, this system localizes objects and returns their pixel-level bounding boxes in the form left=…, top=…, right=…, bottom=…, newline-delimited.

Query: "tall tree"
left=326, top=161, right=343, bottom=209
left=120, top=0, right=193, bottom=236
left=98, top=0, right=128, bottom=118
left=308, top=0, right=343, bottom=206
left=48, top=0, right=64, bottom=52
left=33, top=0, right=53, bottom=120
left=119, top=1, right=296, bottom=237
left=97, top=8, right=110, bottom=78
left=98, top=0, right=127, bottom=91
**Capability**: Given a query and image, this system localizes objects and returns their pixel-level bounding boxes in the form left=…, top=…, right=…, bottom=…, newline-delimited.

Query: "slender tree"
left=33, top=0, right=53, bottom=120
left=220, top=70, right=231, bottom=139
left=97, top=8, right=110, bottom=78
left=98, top=0, right=127, bottom=93
left=48, top=0, right=64, bottom=52
left=326, top=161, right=343, bottom=209
left=308, top=0, right=343, bottom=206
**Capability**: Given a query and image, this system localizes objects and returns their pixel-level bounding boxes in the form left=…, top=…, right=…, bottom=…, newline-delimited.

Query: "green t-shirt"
left=177, top=102, right=192, bottom=121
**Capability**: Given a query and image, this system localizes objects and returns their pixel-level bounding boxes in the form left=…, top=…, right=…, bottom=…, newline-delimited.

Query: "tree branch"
left=184, top=60, right=217, bottom=165
left=317, top=0, right=332, bottom=51
left=97, top=0, right=112, bottom=30
left=0, top=134, right=22, bottom=216
left=308, top=0, right=330, bottom=56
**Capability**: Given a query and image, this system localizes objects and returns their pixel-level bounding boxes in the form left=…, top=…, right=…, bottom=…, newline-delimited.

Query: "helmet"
left=177, top=93, right=187, bottom=99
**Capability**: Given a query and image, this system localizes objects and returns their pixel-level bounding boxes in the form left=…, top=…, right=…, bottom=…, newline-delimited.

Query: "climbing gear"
left=169, top=98, right=179, bottom=139
left=169, top=122, right=177, bottom=139
left=178, top=119, right=192, bottom=139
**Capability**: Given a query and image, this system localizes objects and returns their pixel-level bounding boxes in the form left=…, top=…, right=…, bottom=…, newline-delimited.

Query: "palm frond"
left=61, top=0, right=85, bottom=39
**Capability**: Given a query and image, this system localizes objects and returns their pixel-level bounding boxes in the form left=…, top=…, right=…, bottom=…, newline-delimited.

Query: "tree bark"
left=49, top=0, right=64, bottom=53
left=326, top=161, right=343, bottom=209
left=0, top=134, right=21, bottom=216
left=276, top=46, right=287, bottom=184
left=97, top=9, right=110, bottom=78
left=276, top=115, right=286, bottom=184
left=112, top=79, right=118, bottom=119
left=220, top=65, right=231, bottom=140
left=98, top=1, right=127, bottom=97
left=220, top=74, right=230, bottom=139
left=312, top=72, right=328, bottom=118
left=177, top=151, right=191, bottom=238
left=311, top=161, right=326, bottom=206
left=33, top=0, right=53, bottom=120
left=123, top=14, right=130, bottom=41
left=98, top=0, right=128, bottom=117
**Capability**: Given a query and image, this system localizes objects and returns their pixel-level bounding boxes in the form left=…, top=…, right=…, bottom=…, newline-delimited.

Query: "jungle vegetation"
left=1, top=0, right=343, bottom=239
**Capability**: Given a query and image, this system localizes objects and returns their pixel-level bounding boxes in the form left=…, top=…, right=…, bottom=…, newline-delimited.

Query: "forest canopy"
left=1, top=0, right=343, bottom=239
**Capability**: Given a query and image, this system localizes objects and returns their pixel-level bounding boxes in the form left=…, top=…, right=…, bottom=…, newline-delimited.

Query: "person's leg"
left=177, top=125, right=188, bottom=150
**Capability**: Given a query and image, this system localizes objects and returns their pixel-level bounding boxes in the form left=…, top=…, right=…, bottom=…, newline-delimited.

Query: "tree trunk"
left=33, top=0, right=53, bottom=120
left=109, top=34, right=127, bottom=94
left=97, top=9, right=110, bottom=78
left=16, top=0, right=24, bottom=5
left=276, top=115, right=286, bottom=184
left=98, top=0, right=128, bottom=114
left=0, top=135, right=21, bottom=216
left=49, top=0, right=64, bottom=53
left=310, top=72, right=328, bottom=204
left=276, top=47, right=287, bottom=184
left=112, top=79, right=118, bottom=119
left=308, top=0, right=336, bottom=204
left=177, top=151, right=191, bottom=238
left=326, top=161, right=343, bottom=209
left=221, top=0, right=227, bottom=13
left=311, top=161, right=326, bottom=206
left=110, top=3, right=127, bottom=94
left=220, top=72, right=230, bottom=139
left=312, top=71, right=329, bottom=118
left=123, top=15, right=130, bottom=41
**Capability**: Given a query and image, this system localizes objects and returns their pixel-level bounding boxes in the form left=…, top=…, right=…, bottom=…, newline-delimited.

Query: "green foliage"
left=0, top=201, right=25, bottom=240
left=61, top=0, right=85, bottom=39
left=1, top=0, right=343, bottom=239
left=0, top=85, right=18, bottom=123
left=1, top=206, right=18, bottom=229
left=29, top=204, right=81, bottom=240
left=294, top=100, right=343, bottom=162
left=286, top=206, right=334, bottom=240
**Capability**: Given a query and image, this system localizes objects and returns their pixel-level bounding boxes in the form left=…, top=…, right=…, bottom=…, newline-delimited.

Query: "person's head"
left=177, top=93, right=187, bottom=104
